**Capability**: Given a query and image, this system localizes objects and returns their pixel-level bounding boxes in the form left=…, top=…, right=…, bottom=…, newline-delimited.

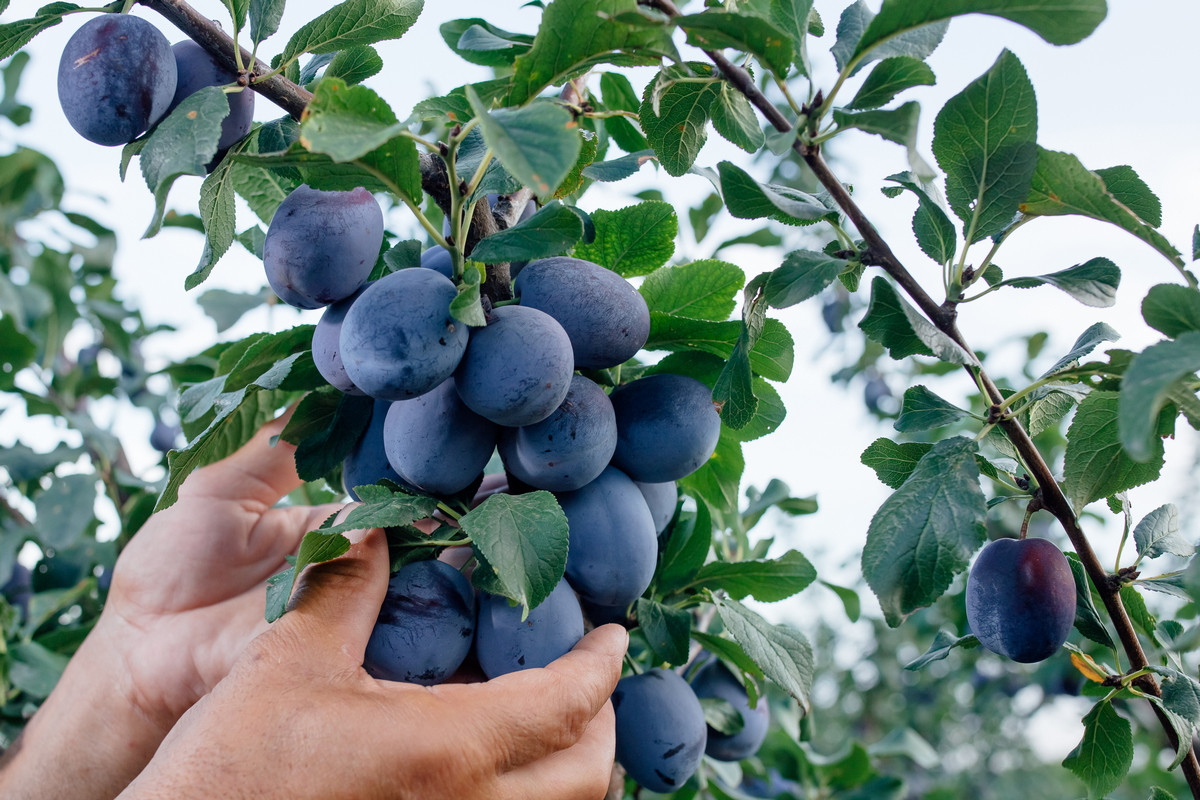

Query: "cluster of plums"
left=57, top=13, right=253, bottom=155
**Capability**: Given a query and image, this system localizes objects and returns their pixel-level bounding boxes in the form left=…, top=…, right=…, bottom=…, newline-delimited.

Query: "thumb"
left=280, top=514, right=389, bottom=667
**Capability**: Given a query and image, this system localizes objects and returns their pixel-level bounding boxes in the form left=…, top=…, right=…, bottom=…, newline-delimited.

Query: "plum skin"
left=312, top=283, right=370, bottom=395
left=965, top=537, right=1076, bottom=663
left=363, top=560, right=477, bottom=685
left=610, top=373, right=721, bottom=483
left=613, top=668, right=708, bottom=793
left=690, top=659, right=769, bottom=761
left=57, top=14, right=177, bottom=146
left=342, top=399, right=412, bottom=500
left=263, top=184, right=383, bottom=310
left=474, top=579, right=584, bottom=679
left=168, top=40, right=255, bottom=162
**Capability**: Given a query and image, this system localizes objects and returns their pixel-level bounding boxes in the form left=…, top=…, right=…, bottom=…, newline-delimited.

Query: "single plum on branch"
left=168, top=40, right=253, bottom=163
left=474, top=578, right=584, bottom=679
left=613, top=668, right=707, bottom=793
left=690, top=658, right=769, bottom=762
left=610, top=374, right=721, bottom=483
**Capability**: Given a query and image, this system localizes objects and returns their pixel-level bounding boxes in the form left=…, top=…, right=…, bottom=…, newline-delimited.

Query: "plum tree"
left=363, top=559, right=476, bottom=685
left=556, top=466, right=656, bottom=607
left=340, top=268, right=468, bottom=401
left=312, top=283, right=370, bottom=395
left=474, top=578, right=584, bottom=678
left=168, top=40, right=254, bottom=161
left=342, top=399, right=410, bottom=500
left=613, top=668, right=707, bottom=793
left=453, top=304, right=573, bottom=427
left=497, top=374, right=616, bottom=492
left=965, top=538, right=1077, bottom=664
left=610, top=374, right=721, bottom=483
left=690, top=659, right=769, bottom=762
left=262, top=184, right=383, bottom=309
left=382, top=379, right=497, bottom=495
left=514, top=257, right=650, bottom=368
left=56, top=14, right=176, bottom=146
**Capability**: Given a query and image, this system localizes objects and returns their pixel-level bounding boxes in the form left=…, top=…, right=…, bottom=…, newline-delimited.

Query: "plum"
left=514, top=257, right=650, bottom=368
left=57, top=14, right=177, bottom=146
left=342, top=399, right=410, bottom=500
left=613, top=668, right=707, bottom=793
left=263, top=184, right=383, bottom=309
left=420, top=246, right=454, bottom=279
left=340, top=268, right=469, bottom=401
left=636, top=481, right=677, bottom=535
left=474, top=579, right=584, bottom=678
left=168, top=40, right=254, bottom=162
left=965, top=537, right=1076, bottom=663
left=383, top=379, right=498, bottom=496
left=690, top=659, right=769, bottom=761
left=497, top=375, right=616, bottom=492
left=610, top=373, right=721, bottom=483
left=556, top=466, right=656, bottom=607
left=363, top=560, right=476, bottom=685
left=454, top=305, right=573, bottom=427
left=312, top=283, right=370, bottom=395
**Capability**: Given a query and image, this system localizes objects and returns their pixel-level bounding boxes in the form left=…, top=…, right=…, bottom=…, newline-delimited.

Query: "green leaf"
left=249, top=0, right=286, bottom=44
left=710, top=83, right=765, bottom=153
left=599, top=72, right=649, bottom=153
left=1134, top=504, right=1191, bottom=561
left=300, top=78, right=407, bottom=162
left=34, top=474, right=96, bottom=551
left=1065, top=552, right=1114, bottom=649
left=885, top=170, right=956, bottom=266
left=1118, top=333, right=1200, bottom=462
left=411, top=78, right=511, bottom=124
left=1027, top=388, right=1079, bottom=437
left=461, top=492, right=568, bottom=614
left=265, top=532, right=351, bottom=622
left=188, top=145, right=243, bottom=291
left=449, top=264, right=487, bottom=328
left=862, top=437, right=987, bottom=627
left=573, top=200, right=677, bottom=277
left=196, top=288, right=267, bottom=333
left=467, top=89, right=580, bottom=198
left=508, top=0, right=670, bottom=105
left=279, top=389, right=374, bottom=483
left=1021, top=148, right=1184, bottom=269
left=690, top=550, right=816, bottom=602
left=679, top=427, right=745, bottom=513
left=677, top=11, right=793, bottom=76
left=280, top=0, right=423, bottom=64
left=1062, top=701, right=1133, bottom=800
left=580, top=150, right=656, bottom=182
left=657, top=503, right=712, bottom=595
left=712, top=595, right=813, bottom=710
left=691, top=631, right=765, bottom=683
left=139, top=88, right=231, bottom=238
left=1002, top=257, right=1120, bottom=308
left=852, top=0, right=1105, bottom=66
left=1094, top=165, right=1162, bottom=227
left=224, top=325, right=317, bottom=391
left=0, top=3, right=79, bottom=62
left=904, top=630, right=979, bottom=671
left=847, top=57, right=936, bottom=110
left=1148, top=788, right=1179, bottom=800
left=833, top=102, right=921, bottom=151
left=932, top=50, right=1037, bottom=244
left=469, top=201, right=583, bottom=263
left=760, top=251, right=849, bottom=310
left=635, top=597, right=691, bottom=666
left=324, top=45, right=384, bottom=85
left=700, top=697, right=744, bottom=736
left=1194, top=225, right=1200, bottom=261
left=860, top=438, right=934, bottom=489
left=9, top=641, right=69, bottom=699
left=717, top=160, right=833, bottom=225
left=1040, top=321, right=1121, bottom=378
left=859, top=276, right=976, bottom=365
left=1142, top=284, right=1200, bottom=338
left=894, top=385, right=970, bottom=432
left=1064, top=390, right=1164, bottom=510
left=832, top=0, right=947, bottom=75
left=647, top=352, right=785, bottom=443
left=640, top=65, right=719, bottom=177
left=646, top=313, right=794, bottom=382
left=640, top=260, right=743, bottom=322
left=439, top=18, right=533, bottom=68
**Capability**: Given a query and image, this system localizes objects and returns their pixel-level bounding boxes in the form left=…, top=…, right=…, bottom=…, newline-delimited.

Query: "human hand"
left=119, top=525, right=628, bottom=800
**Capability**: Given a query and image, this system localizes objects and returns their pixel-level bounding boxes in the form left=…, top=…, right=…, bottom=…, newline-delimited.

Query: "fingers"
left=465, top=624, right=628, bottom=769
left=495, top=701, right=616, bottom=800
left=177, top=408, right=304, bottom=511
left=276, top=523, right=389, bottom=667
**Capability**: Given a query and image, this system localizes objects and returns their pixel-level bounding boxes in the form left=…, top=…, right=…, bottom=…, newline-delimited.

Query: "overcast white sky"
left=5, top=0, right=1200, bottom=642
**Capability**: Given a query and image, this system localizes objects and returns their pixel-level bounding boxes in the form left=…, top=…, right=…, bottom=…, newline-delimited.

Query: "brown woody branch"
left=639, top=0, right=1200, bottom=793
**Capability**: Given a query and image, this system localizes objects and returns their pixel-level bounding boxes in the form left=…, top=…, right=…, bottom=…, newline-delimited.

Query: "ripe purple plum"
left=613, top=668, right=707, bottom=793
left=610, top=373, right=721, bottom=483
left=168, top=40, right=255, bottom=162
left=690, top=659, right=769, bottom=761
left=474, top=579, right=584, bottom=678
left=312, top=283, right=370, bottom=395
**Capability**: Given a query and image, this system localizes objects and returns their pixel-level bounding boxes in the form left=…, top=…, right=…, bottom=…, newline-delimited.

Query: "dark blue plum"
left=741, top=769, right=804, bottom=798
left=382, top=379, right=498, bottom=496
left=613, top=668, right=707, bottom=793
left=690, top=659, right=769, bottom=761
left=168, top=40, right=255, bottom=162
left=580, top=598, right=631, bottom=627
left=636, top=481, right=677, bottom=535
left=341, top=268, right=469, bottom=401
left=364, top=560, right=476, bottom=685
left=420, top=247, right=454, bottom=279
left=312, top=283, right=370, bottom=395
left=263, top=184, right=383, bottom=309
left=57, top=14, right=176, bottom=146
left=150, top=418, right=181, bottom=453
left=454, top=304, right=573, bottom=427
left=556, top=467, right=656, bottom=607
left=611, top=374, right=721, bottom=483
left=966, top=538, right=1076, bottom=663
left=343, top=399, right=410, bottom=500
left=474, top=579, right=584, bottom=678
left=498, top=375, right=616, bottom=492
left=1, top=563, right=32, bottom=619
left=515, top=257, right=650, bottom=368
